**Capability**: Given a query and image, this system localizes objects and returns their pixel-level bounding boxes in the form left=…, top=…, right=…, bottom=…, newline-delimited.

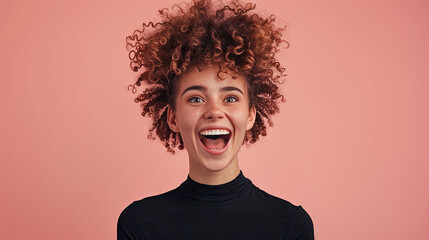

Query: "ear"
left=167, top=106, right=180, bottom=132
left=246, top=106, right=257, bottom=131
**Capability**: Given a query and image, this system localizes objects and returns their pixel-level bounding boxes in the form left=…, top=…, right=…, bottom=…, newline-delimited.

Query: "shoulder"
left=287, top=206, right=314, bottom=240
left=117, top=201, right=142, bottom=240
left=252, top=186, right=300, bottom=213
left=252, top=186, right=314, bottom=239
left=117, top=187, right=181, bottom=240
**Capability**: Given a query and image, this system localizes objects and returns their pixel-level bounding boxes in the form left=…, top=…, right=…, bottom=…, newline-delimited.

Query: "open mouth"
left=198, top=129, right=231, bottom=152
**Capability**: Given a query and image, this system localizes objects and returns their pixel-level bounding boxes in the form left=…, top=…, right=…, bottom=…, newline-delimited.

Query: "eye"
left=224, top=96, right=238, bottom=103
left=188, top=96, right=204, bottom=103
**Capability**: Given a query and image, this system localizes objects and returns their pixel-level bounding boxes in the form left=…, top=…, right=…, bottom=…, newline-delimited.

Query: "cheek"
left=176, top=107, right=199, bottom=131
left=228, top=108, right=250, bottom=131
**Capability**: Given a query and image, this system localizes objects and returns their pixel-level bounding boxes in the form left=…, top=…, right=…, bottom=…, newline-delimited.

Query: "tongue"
left=201, top=137, right=225, bottom=149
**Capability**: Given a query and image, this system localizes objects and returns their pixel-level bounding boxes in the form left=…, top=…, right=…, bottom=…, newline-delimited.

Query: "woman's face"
left=167, top=66, right=256, bottom=175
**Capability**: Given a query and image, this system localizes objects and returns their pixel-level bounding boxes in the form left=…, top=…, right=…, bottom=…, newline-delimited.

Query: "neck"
left=188, top=159, right=240, bottom=185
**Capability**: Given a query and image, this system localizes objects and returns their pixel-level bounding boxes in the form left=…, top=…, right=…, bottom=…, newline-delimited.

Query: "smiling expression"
left=167, top=66, right=256, bottom=176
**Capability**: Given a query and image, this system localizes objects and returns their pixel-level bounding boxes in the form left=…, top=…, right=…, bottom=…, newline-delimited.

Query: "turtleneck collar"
left=179, top=170, right=252, bottom=203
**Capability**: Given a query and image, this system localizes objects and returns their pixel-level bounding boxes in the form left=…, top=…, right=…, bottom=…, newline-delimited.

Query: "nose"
left=203, top=100, right=225, bottom=120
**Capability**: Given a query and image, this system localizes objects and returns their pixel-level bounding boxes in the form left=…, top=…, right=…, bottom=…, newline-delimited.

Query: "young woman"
left=118, top=0, right=314, bottom=239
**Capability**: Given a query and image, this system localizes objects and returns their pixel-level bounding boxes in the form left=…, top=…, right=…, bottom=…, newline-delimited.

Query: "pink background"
left=1, top=0, right=428, bottom=239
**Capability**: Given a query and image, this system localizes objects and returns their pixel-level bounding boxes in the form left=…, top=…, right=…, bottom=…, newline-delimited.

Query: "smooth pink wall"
left=1, top=0, right=428, bottom=239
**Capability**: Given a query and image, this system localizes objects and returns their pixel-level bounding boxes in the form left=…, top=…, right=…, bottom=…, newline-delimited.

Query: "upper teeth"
left=199, top=129, right=230, bottom=136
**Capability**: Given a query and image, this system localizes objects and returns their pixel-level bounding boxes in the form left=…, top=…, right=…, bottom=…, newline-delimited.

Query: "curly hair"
left=126, top=0, right=288, bottom=153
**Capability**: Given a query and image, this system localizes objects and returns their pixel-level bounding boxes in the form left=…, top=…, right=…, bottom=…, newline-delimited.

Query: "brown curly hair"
left=126, top=0, right=288, bottom=153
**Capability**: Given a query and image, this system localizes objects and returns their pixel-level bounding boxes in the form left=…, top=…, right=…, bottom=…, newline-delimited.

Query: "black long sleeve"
left=117, top=171, right=314, bottom=240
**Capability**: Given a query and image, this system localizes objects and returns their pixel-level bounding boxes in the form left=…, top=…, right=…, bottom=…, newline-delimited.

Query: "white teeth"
left=199, top=129, right=230, bottom=136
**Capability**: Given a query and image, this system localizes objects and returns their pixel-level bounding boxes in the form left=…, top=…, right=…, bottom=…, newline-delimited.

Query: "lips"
left=198, top=128, right=231, bottom=155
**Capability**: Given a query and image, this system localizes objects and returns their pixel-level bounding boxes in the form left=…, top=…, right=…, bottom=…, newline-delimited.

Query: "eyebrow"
left=181, top=85, right=244, bottom=97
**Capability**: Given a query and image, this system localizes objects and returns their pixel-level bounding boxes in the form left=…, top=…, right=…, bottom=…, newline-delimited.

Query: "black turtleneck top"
left=117, top=171, right=314, bottom=240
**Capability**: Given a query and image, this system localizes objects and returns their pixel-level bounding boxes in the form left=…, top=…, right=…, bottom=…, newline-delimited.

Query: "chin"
left=200, top=156, right=234, bottom=172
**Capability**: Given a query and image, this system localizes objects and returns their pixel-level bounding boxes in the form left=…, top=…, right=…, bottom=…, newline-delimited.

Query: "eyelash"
left=187, top=96, right=238, bottom=103
left=188, top=96, right=204, bottom=103
left=224, top=96, right=238, bottom=103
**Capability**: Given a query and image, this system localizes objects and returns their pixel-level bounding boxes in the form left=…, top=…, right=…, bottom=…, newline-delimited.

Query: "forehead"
left=177, top=66, right=248, bottom=92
